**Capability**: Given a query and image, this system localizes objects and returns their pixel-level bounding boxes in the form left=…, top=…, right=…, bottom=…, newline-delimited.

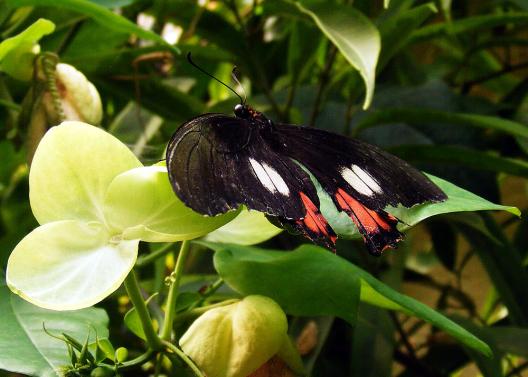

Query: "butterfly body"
left=166, top=104, right=447, bottom=255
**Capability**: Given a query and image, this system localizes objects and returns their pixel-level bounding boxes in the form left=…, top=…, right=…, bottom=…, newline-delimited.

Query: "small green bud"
left=115, top=347, right=128, bottom=363
left=90, top=366, right=114, bottom=377
left=179, top=295, right=289, bottom=377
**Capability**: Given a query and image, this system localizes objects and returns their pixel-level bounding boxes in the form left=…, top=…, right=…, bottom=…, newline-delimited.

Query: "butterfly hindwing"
left=166, top=113, right=337, bottom=248
left=274, top=123, right=447, bottom=254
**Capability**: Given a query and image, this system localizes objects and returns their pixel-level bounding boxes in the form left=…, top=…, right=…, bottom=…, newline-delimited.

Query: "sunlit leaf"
left=104, top=166, right=238, bottom=242
left=0, top=273, right=109, bottom=376
left=205, top=209, right=282, bottom=245
left=6, top=220, right=138, bottom=310
left=318, top=173, right=519, bottom=239
left=207, top=242, right=492, bottom=356
left=29, top=121, right=142, bottom=225
left=296, top=1, right=380, bottom=109
left=0, top=18, right=55, bottom=81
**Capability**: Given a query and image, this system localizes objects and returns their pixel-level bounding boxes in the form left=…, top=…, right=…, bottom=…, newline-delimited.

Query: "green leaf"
left=0, top=18, right=55, bottom=81
left=208, top=242, right=361, bottom=325
left=6, top=220, right=138, bottom=310
left=29, top=121, right=142, bottom=225
left=206, top=242, right=492, bottom=357
left=391, top=146, right=528, bottom=179
left=317, top=172, right=519, bottom=239
left=104, top=166, right=238, bottom=242
left=5, top=0, right=179, bottom=54
left=205, top=209, right=282, bottom=245
left=411, top=13, right=528, bottom=42
left=354, top=108, right=528, bottom=139
left=0, top=274, right=108, bottom=376
left=378, top=3, right=438, bottom=69
left=296, top=1, right=380, bottom=109
left=482, top=327, right=528, bottom=357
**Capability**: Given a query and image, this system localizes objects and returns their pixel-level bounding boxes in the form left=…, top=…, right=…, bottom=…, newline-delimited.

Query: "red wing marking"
left=297, top=192, right=337, bottom=244
left=335, top=188, right=401, bottom=256
left=335, top=189, right=394, bottom=232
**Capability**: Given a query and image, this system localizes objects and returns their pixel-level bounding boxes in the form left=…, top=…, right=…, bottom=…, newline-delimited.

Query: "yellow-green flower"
left=7, top=121, right=236, bottom=310
left=180, top=295, right=303, bottom=377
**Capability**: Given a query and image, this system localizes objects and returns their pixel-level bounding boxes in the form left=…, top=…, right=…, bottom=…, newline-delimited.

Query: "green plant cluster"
left=0, top=1, right=527, bottom=377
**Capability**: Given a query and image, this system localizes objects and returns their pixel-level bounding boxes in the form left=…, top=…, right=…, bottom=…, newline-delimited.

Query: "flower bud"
left=179, top=295, right=295, bottom=377
left=42, top=63, right=102, bottom=125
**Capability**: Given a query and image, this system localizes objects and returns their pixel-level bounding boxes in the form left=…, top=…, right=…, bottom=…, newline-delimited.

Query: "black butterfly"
left=166, top=56, right=447, bottom=256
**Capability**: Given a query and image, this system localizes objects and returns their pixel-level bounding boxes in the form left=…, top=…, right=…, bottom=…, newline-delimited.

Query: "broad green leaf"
left=317, top=173, right=519, bottom=239
left=6, top=220, right=138, bottom=310
left=207, top=242, right=492, bottom=356
left=0, top=18, right=55, bottom=81
left=210, top=241, right=362, bottom=324
left=29, top=121, right=142, bottom=225
left=205, top=209, right=282, bottom=245
left=5, top=0, right=179, bottom=54
left=296, top=1, right=380, bottom=109
left=104, top=166, right=238, bottom=242
left=0, top=273, right=108, bottom=376
left=354, top=108, right=528, bottom=139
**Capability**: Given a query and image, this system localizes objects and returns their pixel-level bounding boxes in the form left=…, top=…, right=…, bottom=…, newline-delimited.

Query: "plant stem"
left=118, top=350, right=155, bottom=369
left=124, top=270, right=163, bottom=350
left=162, top=340, right=205, bottom=377
left=161, top=240, right=191, bottom=340
left=175, top=299, right=240, bottom=324
left=308, top=45, right=338, bottom=127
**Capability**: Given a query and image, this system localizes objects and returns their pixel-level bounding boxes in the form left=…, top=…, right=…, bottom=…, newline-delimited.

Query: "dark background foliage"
left=1, top=0, right=528, bottom=376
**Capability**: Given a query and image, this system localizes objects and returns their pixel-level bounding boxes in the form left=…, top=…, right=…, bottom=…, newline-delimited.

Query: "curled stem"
left=162, top=340, right=205, bottom=377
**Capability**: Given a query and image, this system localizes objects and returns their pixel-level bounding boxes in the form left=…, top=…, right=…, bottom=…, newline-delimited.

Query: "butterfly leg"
left=334, top=188, right=402, bottom=256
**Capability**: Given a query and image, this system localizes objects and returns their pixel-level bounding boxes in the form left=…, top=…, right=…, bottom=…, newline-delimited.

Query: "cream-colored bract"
left=7, top=121, right=236, bottom=310
left=7, top=221, right=138, bottom=311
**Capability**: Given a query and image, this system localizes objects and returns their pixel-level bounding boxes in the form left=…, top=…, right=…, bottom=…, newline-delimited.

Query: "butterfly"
left=166, top=55, right=447, bottom=256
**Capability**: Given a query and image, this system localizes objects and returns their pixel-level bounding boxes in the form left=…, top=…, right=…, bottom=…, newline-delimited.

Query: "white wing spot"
left=351, top=165, right=382, bottom=194
left=249, top=158, right=290, bottom=196
left=340, top=165, right=382, bottom=197
left=262, top=163, right=290, bottom=196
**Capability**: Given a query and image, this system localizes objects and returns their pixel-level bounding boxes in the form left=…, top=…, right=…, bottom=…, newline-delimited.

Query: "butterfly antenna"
left=186, top=52, right=244, bottom=104
left=231, top=66, right=247, bottom=104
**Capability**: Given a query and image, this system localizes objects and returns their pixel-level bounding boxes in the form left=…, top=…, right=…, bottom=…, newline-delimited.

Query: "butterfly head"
left=234, top=103, right=250, bottom=119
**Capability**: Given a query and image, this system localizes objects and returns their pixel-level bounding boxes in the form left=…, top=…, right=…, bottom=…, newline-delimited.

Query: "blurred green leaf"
left=355, top=108, right=528, bottom=140
left=296, top=1, right=380, bottom=109
left=0, top=272, right=109, bottom=376
left=378, top=3, right=437, bottom=69
left=391, top=145, right=528, bottom=179
left=0, top=18, right=55, bottom=81
left=459, top=214, right=528, bottom=326
left=5, top=0, right=179, bottom=54
left=206, top=242, right=492, bottom=356
left=411, top=12, right=528, bottom=42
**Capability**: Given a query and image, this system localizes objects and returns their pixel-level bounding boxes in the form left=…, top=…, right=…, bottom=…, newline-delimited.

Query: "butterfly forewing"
left=166, top=114, right=321, bottom=220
